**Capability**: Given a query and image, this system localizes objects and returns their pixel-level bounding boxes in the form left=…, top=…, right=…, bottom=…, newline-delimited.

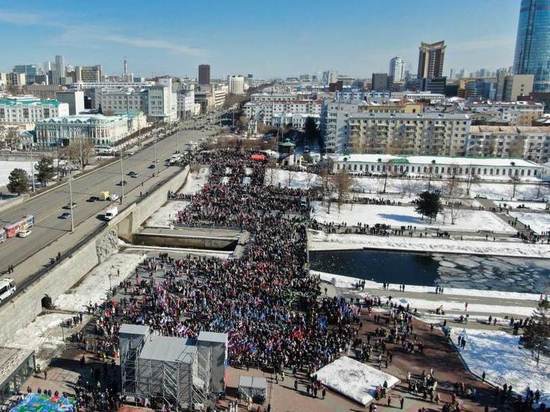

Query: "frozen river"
left=310, top=249, right=550, bottom=294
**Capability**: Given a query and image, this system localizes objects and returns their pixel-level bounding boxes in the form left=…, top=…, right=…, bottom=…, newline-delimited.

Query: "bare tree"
left=330, top=169, right=353, bottom=212
left=443, top=170, right=465, bottom=225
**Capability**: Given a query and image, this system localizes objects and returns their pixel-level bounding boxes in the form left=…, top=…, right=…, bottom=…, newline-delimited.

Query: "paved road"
left=0, top=120, right=218, bottom=276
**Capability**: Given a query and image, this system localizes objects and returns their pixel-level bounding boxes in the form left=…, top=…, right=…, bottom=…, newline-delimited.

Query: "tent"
left=250, top=153, right=267, bottom=162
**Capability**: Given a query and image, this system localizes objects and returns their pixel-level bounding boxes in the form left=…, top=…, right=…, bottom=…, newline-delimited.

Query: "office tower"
left=52, top=55, right=65, bottom=85
left=513, top=0, right=550, bottom=92
left=371, top=73, right=391, bottom=91
left=417, top=41, right=446, bottom=79
left=389, top=57, right=405, bottom=82
left=198, top=64, right=211, bottom=85
left=228, top=75, right=245, bottom=95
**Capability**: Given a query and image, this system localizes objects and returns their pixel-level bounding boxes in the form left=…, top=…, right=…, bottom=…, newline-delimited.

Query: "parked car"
left=17, top=229, right=32, bottom=238
left=59, top=212, right=71, bottom=219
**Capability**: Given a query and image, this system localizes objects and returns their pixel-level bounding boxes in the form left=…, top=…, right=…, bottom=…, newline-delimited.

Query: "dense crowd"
left=84, top=149, right=358, bottom=408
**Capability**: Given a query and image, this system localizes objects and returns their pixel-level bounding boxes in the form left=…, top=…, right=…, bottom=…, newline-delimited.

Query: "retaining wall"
left=0, top=228, right=109, bottom=345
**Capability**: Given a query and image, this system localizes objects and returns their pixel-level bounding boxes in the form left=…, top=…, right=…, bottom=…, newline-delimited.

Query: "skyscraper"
left=198, top=64, right=211, bottom=85
left=417, top=41, right=446, bottom=79
left=513, top=0, right=550, bottom=93
left=53, top=55, right=65, bottom=85
left=389, top=57, right=405, bottom=82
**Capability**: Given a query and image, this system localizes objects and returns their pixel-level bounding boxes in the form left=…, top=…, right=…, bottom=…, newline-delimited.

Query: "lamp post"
left=68, top=171, right=74, bottom=233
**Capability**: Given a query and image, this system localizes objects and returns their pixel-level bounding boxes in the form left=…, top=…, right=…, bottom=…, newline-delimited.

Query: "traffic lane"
left=0, top=127, right=214, bottom=269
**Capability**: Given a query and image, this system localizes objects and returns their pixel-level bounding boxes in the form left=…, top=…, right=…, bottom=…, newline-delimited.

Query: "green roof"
left=0, top=97, right=60, bottom=107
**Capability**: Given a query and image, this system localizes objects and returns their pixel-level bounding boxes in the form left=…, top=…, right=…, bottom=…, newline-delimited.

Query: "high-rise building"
left=417, top=41, right=446, bottom=79
left=371, top=73, right=391, bottom=91
left=502, top=74, right=534, bottom=101
left=389, top=57, right=405, bottom=82
left=53, top=55, right=65, bottom=85
left=228, top=75, right=245, bottom=95
left=513, top=0, right=550, bottom=92
left=75, top=65, right=102, bottom=83
left=198, top=64, right=210, bottom=85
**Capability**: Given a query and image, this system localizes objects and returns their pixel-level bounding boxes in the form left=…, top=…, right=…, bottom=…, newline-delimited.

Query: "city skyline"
left=0, top=0, right=521, bottom=78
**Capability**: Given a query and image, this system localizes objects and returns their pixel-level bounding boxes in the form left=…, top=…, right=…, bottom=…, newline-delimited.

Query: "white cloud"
left=0, top=9, right=203, bottom=57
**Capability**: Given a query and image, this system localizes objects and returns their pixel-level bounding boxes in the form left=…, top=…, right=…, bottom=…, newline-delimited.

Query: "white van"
left=0, top=278, right=16, bottom=303
left=104, top=207, right=119, bottom=221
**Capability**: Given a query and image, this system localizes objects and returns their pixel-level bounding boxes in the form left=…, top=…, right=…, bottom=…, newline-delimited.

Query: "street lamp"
left=68, top=171, right=74, bottom=233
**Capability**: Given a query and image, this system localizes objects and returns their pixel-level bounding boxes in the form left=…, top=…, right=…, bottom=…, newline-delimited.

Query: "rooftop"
left=349, top=112, right=470, bottom=120
left=139, top=335, right=196, bottom=363
left=333, top=154, right=541, bottom=168
left=0, top=96, right=61, bottom=107
left=0, top=346, right=34, bottom=386
left=197, top=331, right=228, bottom=344
left=470, top=125, right=550, bottom=134
left=38, top=113, right=140, bottom=124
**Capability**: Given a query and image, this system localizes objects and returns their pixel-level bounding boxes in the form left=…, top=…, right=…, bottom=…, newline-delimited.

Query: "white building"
left=94, top=87, right=147, bottom=115
left=272, top=113, right=320, bottom=130
left=7, top=72, right=26, bottom=87
left=0, top=96, right=69, bottom=126
left=176, top=88, right=199, bottom=119
left=228, top=75, right=245, bottom=95
left=244, top=99, right=322, bottom=125
left=147, top=85, right=177, bottom=122
left=55, top=90, right=85, bottom=115
left=389, top=57, right=406, bottom=82
left=332, top=154, right=543, bottom=180
left=36, top=112, right=147, bottom=149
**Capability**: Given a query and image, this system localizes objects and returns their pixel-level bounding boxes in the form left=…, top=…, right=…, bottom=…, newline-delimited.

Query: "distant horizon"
left=0, top=0, right=521, bottom=79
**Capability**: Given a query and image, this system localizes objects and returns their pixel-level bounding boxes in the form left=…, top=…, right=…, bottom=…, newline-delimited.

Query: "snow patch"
left=509, top=211, right=550, bottom=235
left=179, top=166, right=209, bottom=195
left=311, top=202, right=515, bottom=234
left=451, top=328, right=550, bottom=405
left=264, top=168, right=321, bottom=190
left=309, top=230, right=550, bottom=259
left=314, top=356, right=399, bottom=405
left=145, top=200, right=189, bottom=228
left=55, top=252, right=146, bottom=312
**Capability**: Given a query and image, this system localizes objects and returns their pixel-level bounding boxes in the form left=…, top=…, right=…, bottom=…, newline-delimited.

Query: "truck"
left=104, top=206, right=118, bottom=221
left=99, top=191, right=110, bottom=201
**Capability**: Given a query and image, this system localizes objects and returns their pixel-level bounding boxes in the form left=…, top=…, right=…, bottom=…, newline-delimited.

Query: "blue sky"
left=0, top=0, right=520, bottom=79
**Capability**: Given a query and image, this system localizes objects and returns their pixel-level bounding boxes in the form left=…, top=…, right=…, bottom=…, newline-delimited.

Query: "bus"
left=0, top=278, right=16, bottom=303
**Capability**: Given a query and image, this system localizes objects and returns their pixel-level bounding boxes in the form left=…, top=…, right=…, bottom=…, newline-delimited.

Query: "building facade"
left=502, top=74, right=534, bottom=101
left=418, top=41, right=446, bottom=79
left=228, top=75, right=245, bottom=95
left=332, top=154, right=542, bottom=179
left=468, top=125, right=550, bottom=163
left=198, top=64, right=211, bottom=85
left=513, top=0, right=550, bottom=92
left=389, top=57, right=406, bottom=82
left=0, top=96, right=69, bottom=126
left=55, top=90, right=85, bottom=115
left=467, top=101, right=544, bottom=126
left=35, top=112, right=147, bottom=149
left=75, top=65, right=103, bottom=83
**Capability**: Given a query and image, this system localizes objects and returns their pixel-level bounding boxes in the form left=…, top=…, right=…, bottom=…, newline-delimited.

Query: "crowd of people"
left=79, top=149, right=360, bottom=410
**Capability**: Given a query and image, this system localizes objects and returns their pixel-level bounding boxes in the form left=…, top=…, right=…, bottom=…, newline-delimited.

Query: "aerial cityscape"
left=0, top=0, right=549, bottom=411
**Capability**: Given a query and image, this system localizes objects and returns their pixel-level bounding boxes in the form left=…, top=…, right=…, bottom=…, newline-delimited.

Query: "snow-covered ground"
left=351, top=176, right=549, bottom=201
left=0, top=160, right=37, bottom=187
left=264, top=168, right=321, bottom=189
left=145, top=200, right=189, bottom=228
left=309, top=230, right=550, bottom=259
left=451, top=328, right=549, bottom=405
left=311, top=202, right=515, bottom=234
left=7, top=313, right=75, bottom=368
left=178, top=166, right=209, bottom=195
left=510, top=211, right=550, bottom=235
left=314, top=356, right=399, bottom=405
left=54, top=252, right=146, bottom=312
left=312, top=270, right=541, bottom=302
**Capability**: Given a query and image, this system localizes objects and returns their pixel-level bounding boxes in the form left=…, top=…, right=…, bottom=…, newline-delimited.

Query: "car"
left=117, top=180, right=127, bottom=186
left=127, top=171, right=138, bottom=177
left=87, top=196, right=99, bottom=202
left=109, top=193, right=120, bottom=201
left=148, top=164, right=156, bottom=169
left=17, top=229, right=32, bottom=238
left=59, top=212, right=71, bottom=219
left=62, top=202, right=77, bottom=209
